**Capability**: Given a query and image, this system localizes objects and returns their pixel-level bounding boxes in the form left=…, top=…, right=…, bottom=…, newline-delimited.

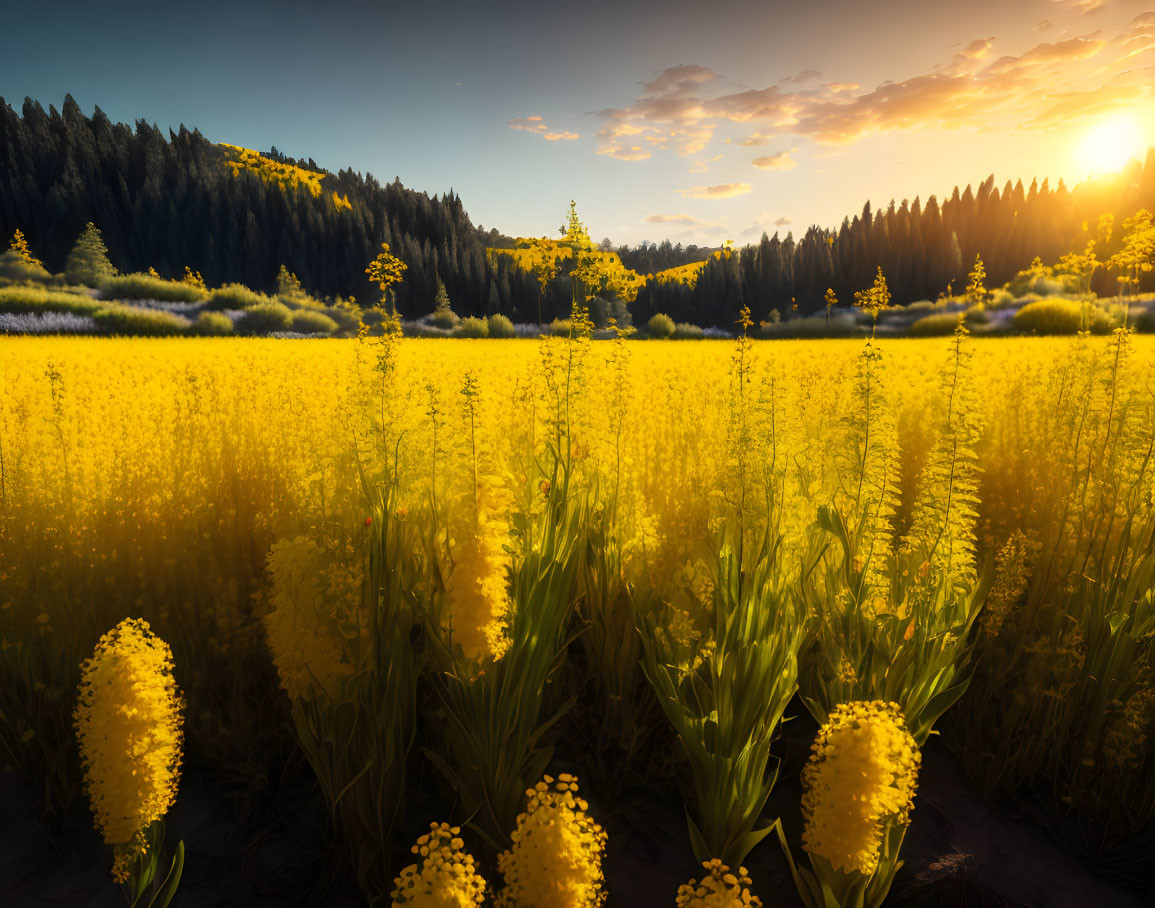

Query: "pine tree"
left=65, top=222, right=116, bottom=286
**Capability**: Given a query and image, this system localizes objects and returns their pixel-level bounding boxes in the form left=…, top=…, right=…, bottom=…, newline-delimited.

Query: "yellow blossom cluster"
left=801, top=701, right=919, bottom=876
left=497, top=774, right=607, bottom=908
left=73, top=618, right=184, bottom=882
left=675, top=859, right=762, bottom=908
left=391, top=822, right=486, bottom=907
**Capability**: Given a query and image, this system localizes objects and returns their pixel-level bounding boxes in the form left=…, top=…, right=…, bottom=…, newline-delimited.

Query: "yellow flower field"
left=2, top=331, right=1154, bottom=904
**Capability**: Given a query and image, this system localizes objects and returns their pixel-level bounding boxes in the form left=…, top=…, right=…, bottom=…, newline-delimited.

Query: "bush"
left=0, top=285, right=102, bottom=315
left=906, top=300, right=937, bottom=313
left=92, top=304, right=189, bottom=336
left=1135, top=306, right=1155, bottom=333
left=454, top=316, right=490, bottom=338
left=101, top=273, right=208, bottom=303
left=207, top=283, right=273, bottom=310
left=908, top=312, right=964, bottom=336
left=673, top=322, right=704, bottom=339
left=0, top=250, right=53, bottom=284
left=289, top=310, right=339, bottom=335
left=237, top=301, right=293, bottom=334
left=323, top=304, right=362, bottom=333
left=487, top=313, right=516, bottom=338
left=191, top=311, right=234, bottom=336
left=761, top=313, right=862, bottom=338
left=548, top=318, right=572, bottom=337
left=988, top=288, right=1015, bottom=309
left=646, top=313, right=675, bottom=338
left=1014, top=298, right=1116, bottom=335
left=963, top=304, right=990, bottom=326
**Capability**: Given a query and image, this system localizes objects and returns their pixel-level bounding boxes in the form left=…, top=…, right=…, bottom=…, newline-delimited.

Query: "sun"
left=1075, top=114, right=1146, bottom=176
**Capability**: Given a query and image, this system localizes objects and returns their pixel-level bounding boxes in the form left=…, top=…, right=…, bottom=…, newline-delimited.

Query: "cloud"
left=775, top=217, right=792, bottom=226
left=593, top=14, right=1154, bottom=157
left=645, top=213, right=705, bottom=225
left=641, top=64, right=720, bottom=96
left=509, top=115, right=579, bottom=141
left=784, top=69, right=822, bottom=84
left=1051, top=0, right=1109, bottom=15
left=753, top=151, right=796, bottom=170
left=678, top=183, right=752, bottom=199
left=688, top=154, right=724, bottom=173
left=1037, top=19, right=1053, bottom=32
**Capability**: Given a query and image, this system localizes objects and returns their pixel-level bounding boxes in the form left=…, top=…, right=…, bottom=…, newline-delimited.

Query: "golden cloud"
left=509, top=115, right=579, bottom=141
left=753, top=151, right=796, bottom=170
left=678, top=183, right=752, bottom=199
left=592, top=14, right=1154, bottom=157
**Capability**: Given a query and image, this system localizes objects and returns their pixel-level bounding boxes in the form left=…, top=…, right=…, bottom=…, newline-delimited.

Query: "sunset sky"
left=3, top=0, right=1154, bottom=246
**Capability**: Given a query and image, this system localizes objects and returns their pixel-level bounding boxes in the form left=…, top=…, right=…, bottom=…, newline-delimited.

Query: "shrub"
left=191, top=311, right=234, bottom=336
left=0, top=285, right=102, bottom=316
left=454, top=316, right=489, bottom=338
left=1014, top=298, right=1116, bottom=335
left=289, top=310, right=339, bottom=335
left=906, top=300, right=937, bottom=313
left=0, top=250, right=53, bottom=284
left=323, top=304, right=362, bottom=333
left=987, top=288, right=1015, bottom=309
left=92, top=304, right=189, bottom=337
left=1135, top=306, right=1155, bottom=333
left=487, top=313, right=516, bottom=338
left=908, top=312, right=963, bottom=336
left=646, top=313, right=675, bottom=338
left=206, top=283, right=272, bottom=310
left=548, top=318, right=573, bottom=337
left=673, top=322, right=704, bottom=339
left=761, top=313, right=861, bottom=339
left=237, top=301, right=292, bottom=334
left=963, top=304, right=990, bottom=326
left=101, top=273, right=207, bottom=304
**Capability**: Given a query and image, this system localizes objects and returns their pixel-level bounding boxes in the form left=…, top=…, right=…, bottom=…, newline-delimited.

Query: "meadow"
left=2, top=327, right=1154, bottom=907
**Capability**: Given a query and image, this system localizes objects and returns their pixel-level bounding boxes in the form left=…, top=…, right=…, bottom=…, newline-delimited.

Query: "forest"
left=1, top=95, right=1154, bottom=328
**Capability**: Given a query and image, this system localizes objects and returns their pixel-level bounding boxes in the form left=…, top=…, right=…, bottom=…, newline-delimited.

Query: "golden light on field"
left=1074, top=114, right=1146, bottom=176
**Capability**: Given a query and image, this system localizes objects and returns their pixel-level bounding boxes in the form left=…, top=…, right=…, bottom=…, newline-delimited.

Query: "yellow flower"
left=74, top=618, right=184, bottom=883
left=801, top=701, right=919, bottom=876
left=391, top=822, right=486, bottom=907
left=675, top=859, right=762, bottom=908
left=497, top=774, right=607, bottom=908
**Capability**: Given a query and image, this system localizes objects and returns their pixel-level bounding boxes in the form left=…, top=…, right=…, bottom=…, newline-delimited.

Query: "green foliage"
left=453, top=316, right=489, bottom=338
left=1014, top=298, right=1116, bottom=335
left=92, top=304, right=189, bottom=337
left=908, top=312, right=963, bottom=336
left=190, top=311, right=234, bottom=336
left=0, top=249, right=53, bottom=284
left=0, top=285, right=101, bottom=315
left=288, top=309, right=339, bottom=335
left=673, top=321, right=705, bottom=339
left=640, top=535, right=801, bottom=867
left=646, top=312, right=675, bottom=338
left=101, top=273, right=208, bottom=304
left=487, top=313, right=516, bottom=338
left=236, top=301, right=292, bottom=334
left=206, top=283, right=273, bottom=310
left=548, top=317, right=572, bottom=337
left=65, top=222, right=116, bottom=287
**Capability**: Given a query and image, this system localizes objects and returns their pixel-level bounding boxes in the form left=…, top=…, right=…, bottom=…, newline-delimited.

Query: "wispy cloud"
left=775, top=216, right=792, bottom=226
left=678, top=183, right=752, bottom=199
left=509, top=115, right=579, bottom=141
left=645, top=213, right=706, bottom=225
left=753, top=151, right=796, bottom=170
left=1051, top=0, right=1109, bottom=15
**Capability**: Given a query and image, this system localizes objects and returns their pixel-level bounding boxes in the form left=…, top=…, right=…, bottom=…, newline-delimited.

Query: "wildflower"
left=74, top=618, right=184, bottom=883
left=497, top=774, right=607, bottom=908
left=801, top=701, right=919, bottom=876
left=445, top=471, right=515, bottom=662
left=391, top=822, right=486, bottom=907
left=675, top=859, right=762, bottom=908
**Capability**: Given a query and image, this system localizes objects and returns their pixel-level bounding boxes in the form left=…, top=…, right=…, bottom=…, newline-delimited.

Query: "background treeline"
left=634, top=158, right=1155, bottom=327
left=0, top=95, right=539, bottom=319
left=3, top=95, right=1155, bottom=327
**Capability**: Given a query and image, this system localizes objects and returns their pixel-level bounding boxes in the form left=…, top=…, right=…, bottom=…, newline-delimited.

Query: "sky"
left=2, top=0, right=1154, bottom=246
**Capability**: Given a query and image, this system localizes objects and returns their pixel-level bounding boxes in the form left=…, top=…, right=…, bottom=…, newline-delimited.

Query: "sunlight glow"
left=1075, top=114, right=1146, bottom=176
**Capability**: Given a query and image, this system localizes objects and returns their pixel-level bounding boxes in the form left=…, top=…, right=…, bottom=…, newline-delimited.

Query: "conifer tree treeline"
left=632, top=158, right=1155, bottom=327
left=3, top=96, right=1154, bottom=327
left=0, top=95, right=537, bottom=319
